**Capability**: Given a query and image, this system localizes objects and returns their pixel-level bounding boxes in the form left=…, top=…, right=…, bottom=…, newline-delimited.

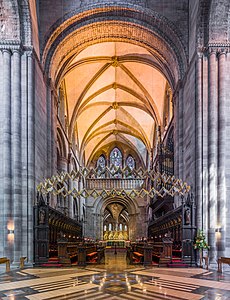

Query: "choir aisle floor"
left=0, top=251, right=230, bottom=299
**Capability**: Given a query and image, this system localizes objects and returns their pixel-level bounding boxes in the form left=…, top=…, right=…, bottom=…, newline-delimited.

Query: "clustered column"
left=205, top=47, right=229, bottom=261
left=12, top=49, right=22, bottom=263
left=2, top=49, right=12, bottom=259
left=217, top=50, right=227, bottom=256
left=207, top=50, right=218, bottom=263
left=195, top=52, right=203, bottom=230
left=0, top=47, right=35, bottom=263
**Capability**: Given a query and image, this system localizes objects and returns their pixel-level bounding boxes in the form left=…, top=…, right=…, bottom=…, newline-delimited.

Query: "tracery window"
left=110, top=147, right=122, bottom=167
left=96, top=155, right=106, bottom=178
left=126, top=155, right=135, bottom=178
left=126, top=155, right=135, bottom=169
left=110, top=147, right=122, bottom=178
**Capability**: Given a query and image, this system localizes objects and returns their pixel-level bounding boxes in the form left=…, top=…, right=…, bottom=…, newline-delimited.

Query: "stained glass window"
left=126, top=155, right=135, bottom=169
left=126, top=155, right=135, bottom=178
left=110, top=147, right=122, bottom=167
left=110, top=147, right=122, bottom=178
left=96, top=155, right=106, bottom=178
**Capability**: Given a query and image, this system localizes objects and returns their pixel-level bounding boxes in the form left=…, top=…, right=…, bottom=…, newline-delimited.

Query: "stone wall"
left=84, top=195, right=147, bottom=241
left=38, top=0, right=188, bottom=55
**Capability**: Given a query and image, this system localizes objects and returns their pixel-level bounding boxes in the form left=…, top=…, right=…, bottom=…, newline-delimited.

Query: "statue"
left=113, top=231, right=119, bottom=239
left=185, top=208, right=191, bottom=225
left=39, top=208, right=46, bottom=224
left=118, top=231, right=124, bottom=240
left=108, top=231, right=114, bottom=240
left=104, top=231, right=108, bottom=240
left=123, top=232, right=128, bottom=240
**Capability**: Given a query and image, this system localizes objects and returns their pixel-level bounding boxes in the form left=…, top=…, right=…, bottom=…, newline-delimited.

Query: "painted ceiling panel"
left=122, top=62, right=166, bottom=118
left=123, top=134, right=147, bottom=163
left=82, top=66, right=116, bottom=102
left=76, top=106, right=114, bottom=146
left=61, top=41, right=169, bottom=166
left=71, top=42, right=151, bottom=64
left=121, top=106, right=154, bottom=145
left=65, top=62, right=106, bottom=117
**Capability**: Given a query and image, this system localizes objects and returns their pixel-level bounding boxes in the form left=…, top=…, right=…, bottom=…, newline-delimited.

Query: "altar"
left=103, top=230, right=129, bottom=241
left=106, top=240, right=125, bottom=248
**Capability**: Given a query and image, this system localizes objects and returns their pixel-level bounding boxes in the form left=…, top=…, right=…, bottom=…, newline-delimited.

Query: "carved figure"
left=104, top=231, right=108, bottom=240
left=108, top=231, right=114, bottom=240
left=185, top=208, right=191, bottom=225
left=39, top=208, right=46, bottom=224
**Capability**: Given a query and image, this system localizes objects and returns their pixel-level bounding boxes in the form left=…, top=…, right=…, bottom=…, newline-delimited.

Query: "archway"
left=85, top=195, right=142, bottom=241
left=103, top=202, right=129, bottom=241
left=39, top=2, right=187, bottom=246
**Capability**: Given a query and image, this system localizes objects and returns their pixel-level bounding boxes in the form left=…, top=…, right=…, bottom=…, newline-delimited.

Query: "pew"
left=58, top=241, right=78, bottom=265
left=87, top=251, right=98, bottom=263
left=0, top=257, right=10, bottom=272
left=133, top=251, right=144, bottom=263
left=218, top=257, right=230, bottom=273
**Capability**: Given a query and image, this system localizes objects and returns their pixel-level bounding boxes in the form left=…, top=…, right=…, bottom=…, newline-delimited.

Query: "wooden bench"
left=87, top=251, right=98, bottom=263
left=218, top=257, right=230, bottom=273
left=0, top=257, right=10, bottom=272
left=133, top=251, right=144, bottom=263
left=20, top=257, right=27, bottom=269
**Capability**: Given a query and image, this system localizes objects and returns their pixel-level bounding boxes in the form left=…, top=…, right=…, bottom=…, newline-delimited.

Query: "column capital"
left=11, top=48, right=22, bottom=55
left=207, top=43, right=230, bottom=55
left=197, top=46, right=206, bottom=58
left=217, top=49, right=227, bottom=58
left=207, top=48, right=217, bottom=57
left=1, top=48, right=12, bottom=55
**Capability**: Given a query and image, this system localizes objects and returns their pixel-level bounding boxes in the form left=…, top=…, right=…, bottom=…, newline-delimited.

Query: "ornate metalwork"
left=37, top=167, right=190, bottom=199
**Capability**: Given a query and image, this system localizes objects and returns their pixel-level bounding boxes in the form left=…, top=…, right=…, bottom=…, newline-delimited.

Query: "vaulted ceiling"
left=61, top=41, right=168, bottom=166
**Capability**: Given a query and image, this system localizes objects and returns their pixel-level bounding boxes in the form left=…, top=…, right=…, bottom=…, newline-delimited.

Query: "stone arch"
left=87, top=140, right=145, bottom=170
left=93, top=195, right=140, bottom=240
left=57, top=127, right=68, bottom=158
left=42, top=4, right=187, bottom=86
left=96, top=196, right=139, bottom=215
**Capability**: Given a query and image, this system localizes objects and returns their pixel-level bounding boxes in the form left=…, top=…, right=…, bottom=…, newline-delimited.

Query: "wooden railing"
left=86, top=179, right=144, bottom=190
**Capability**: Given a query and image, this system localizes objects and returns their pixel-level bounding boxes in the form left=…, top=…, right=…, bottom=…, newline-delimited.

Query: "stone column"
left=172, top=92, right=180, bottom=208
left=68, top=157, right=74, bottom=219
left=27, top=52, right=35, bottom=263
left=46, top=82, right=52, bottom=177
left=12, top=49, right=22, bottom=263
left=178, top=87, right=184, bottom=180
left=217, top=50, right=226, bottom=256
left=195, top=53, right=203, bottom=230
left=173, top=92, right=179, bottom=178
left=208, top=50, right=218, bottom=263
left=21, top=52, right=29, bottom=262
left=2, top=49, right=12, bottom=259
left=0, top=50, right=4, bottom=257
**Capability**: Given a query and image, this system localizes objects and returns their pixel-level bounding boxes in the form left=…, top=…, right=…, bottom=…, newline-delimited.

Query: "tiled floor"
left=0, top=251, right=230, bottom=299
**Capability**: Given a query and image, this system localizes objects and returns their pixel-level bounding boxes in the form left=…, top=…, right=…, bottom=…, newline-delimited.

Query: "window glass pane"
left=97, top=155, right=106, bottom=178
left=126, top=155, right=135, bottom=169
left=110, top=147, right=122, bottom=167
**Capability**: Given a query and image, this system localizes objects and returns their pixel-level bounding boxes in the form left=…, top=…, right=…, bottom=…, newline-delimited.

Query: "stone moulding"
left=41, top=4, right=187, bottom=85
